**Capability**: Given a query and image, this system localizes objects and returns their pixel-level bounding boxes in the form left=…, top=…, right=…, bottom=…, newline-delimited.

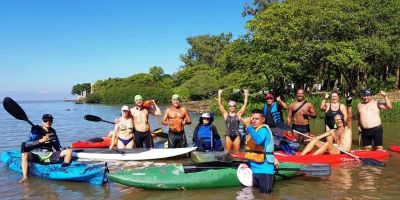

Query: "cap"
left=265, top=93, right=274, bottom=100
left=121, top=105, right=129, bottom=111
left=228, top=100, right=236, bottom=107
left=201, top=113, right=211, bottom=118
left=171, top=94, right=180, bottom=100
left=237, top=164, right=253, bottom=187
left=134, top=95, right=143, bottom=101
left=42, top=114, right=53, bottom=120
left=362, top=89, right=372, bottom=97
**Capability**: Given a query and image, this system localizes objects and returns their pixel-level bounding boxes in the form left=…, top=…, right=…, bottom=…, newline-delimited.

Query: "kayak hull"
left=71, top=137, right=112, bottom=148
left=389, top=146, right=400, bottom=152
left=190, top=151, right=230, bottom=163
left=72, top=147, right=197, bottom=161
left=1, top=150, right=107, bottom=185
left=231, top=150, right=390, bottom=164
left=107, top=162, right=303, bottom=190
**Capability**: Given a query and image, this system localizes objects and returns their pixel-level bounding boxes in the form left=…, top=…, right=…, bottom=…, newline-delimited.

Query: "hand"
left=240, top=117, right=251, bottom=126
left=218, top=89, right=223, bottom=95
left=243, top=89, right=249, bottom=96
left=151, top=100, right=156, bottom=104
left=241, top=163, right=249, bottom=168
left=274, top=158, right=279, bottom=167
left=114, top=118, right=120, bottom=124
left=324, top=93, right=329, bottom=99
left=276, top=96, right=281, bottom=102
left=345, top=92, right=353, bottom=106
left=380, top=91, right=387, bottom=97
left=40, top=134, right=51, bottom=143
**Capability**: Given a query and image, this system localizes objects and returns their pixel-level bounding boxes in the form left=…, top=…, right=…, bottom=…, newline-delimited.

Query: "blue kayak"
left=1, top=150, right=107, bottom=185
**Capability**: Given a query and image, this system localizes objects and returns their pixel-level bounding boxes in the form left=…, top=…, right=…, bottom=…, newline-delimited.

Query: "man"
left=301, top=95, right=353, bottom=155
left=287, top=88, right=317, bottom=140
left=240, top=109, right=277, bottom=193
left=262, top=92, right=288, bottom=137
left=19, top=114, right=72, bottom=183
left=130, top=95, right=162, bottom=148
left=357, top=89, right=392, bottom=151
left=162, top=94, right=192, bottom=148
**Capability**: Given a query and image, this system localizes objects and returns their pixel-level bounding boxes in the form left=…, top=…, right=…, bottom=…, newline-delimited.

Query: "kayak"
left=190, top=151, right=230, bottom=163
left=72, top=147, right=197, bottom=161
left=107, top=162, right=305, bottom=190
left=389, top=146, right=400, bottom=152
left=1, top=150, right=107, bottom=185
left=71, top=137, right=112, bottom=148
left=231, top=150, right=390, bottom=164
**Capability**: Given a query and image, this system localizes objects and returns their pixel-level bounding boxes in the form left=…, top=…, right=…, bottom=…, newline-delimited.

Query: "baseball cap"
left=201, top=113, right=211, bottom=118
left=265, top=93, right=274, bottom=100
left=42, top=114, right=53, bottom=120
left=362, top=89, right=372, bottom=97
left=121, top=105, right=129, bottom=111
left=134, top=95, right=143, bottom=101
left=172, top=94, right=180, bottom=100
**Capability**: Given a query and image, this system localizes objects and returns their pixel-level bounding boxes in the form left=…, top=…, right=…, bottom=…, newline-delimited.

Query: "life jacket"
left=197, top=125, right=212, bottom=143
left=245, top=124, right=274, bottom=164
left=263, top=102, right=283, bottom=125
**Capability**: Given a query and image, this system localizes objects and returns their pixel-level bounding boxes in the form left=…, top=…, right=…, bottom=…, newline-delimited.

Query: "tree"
left=149, top=66, right=164, bottom=81
left=71, top=83, right=91, bottom=96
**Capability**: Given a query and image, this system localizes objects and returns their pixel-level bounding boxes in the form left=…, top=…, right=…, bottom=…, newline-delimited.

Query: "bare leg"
left=19, top=152, right=29, bottom=183
left=313, top=142, right=329, bottom=155
left=225, top=136, right=233, bottom=152
left=375, top=146, right=384, bottom=150
left=232, top=136, right=241, bottom=151
left=60, top=149, right=72, bottom=164
left=300, top=139, right=318, bottom=156
left=364, top=145, right=373, bottom=151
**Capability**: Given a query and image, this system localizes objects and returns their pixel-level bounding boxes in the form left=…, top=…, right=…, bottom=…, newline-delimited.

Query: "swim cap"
left=171, top=94, right=180, bottom=100
left=134, top=95, right=143, bottom=101
left=362, top=89, right=372, bottom=97
left=121, top=105, right=129, bottom=111
left=201, top=113, right=211, bottom=118
left=228, top=100, right=236, bottom=107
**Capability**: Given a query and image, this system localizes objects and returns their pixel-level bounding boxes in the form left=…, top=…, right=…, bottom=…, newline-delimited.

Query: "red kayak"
left=230, top=150, right=390, bottom=164
left=389, top=146, right=400, bottom=152
left=71, top=137, right=112, bottom=148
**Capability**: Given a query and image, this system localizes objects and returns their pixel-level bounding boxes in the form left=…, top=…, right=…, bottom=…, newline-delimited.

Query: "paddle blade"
left=151, top=128, right=163, bottom=135
left=360, top=158, right=385, bottom=167
left=84, top=115, right=103, bottom=122
left=3, top=97, right=34, bottom=126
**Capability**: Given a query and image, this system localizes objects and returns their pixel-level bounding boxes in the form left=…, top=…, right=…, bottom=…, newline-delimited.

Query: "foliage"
left=71, top=83, right=91, bottom=96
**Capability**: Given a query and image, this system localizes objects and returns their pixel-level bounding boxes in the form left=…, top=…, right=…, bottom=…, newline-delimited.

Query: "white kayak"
left=72, top=147, right=197, bottom=161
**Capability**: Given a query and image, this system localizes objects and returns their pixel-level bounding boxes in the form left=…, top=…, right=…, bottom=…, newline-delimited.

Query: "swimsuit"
left=118, top=137, right=134, bottom=146
left=291, top=124, right=310, bottom=133
left=361, top=125, right=383, bottom=147
left=168, top=130, right=187, bottom=148
left=118, top=120, right=134, bottom=146
left=325, top=104, right=344, bottom=129
left=134, top=130, right=153, bottom=148
left=225, top=115, right=240, bottom=141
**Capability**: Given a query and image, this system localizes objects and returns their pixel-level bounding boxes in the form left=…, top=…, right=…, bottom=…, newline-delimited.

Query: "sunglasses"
left=43, top=119, right=53, bottom=123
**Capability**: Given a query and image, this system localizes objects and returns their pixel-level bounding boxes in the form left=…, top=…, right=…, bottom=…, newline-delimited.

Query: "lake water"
left=1, top=101, right=400, bottom=200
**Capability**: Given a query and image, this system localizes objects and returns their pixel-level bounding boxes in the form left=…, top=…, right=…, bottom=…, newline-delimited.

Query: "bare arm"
left=237, top=89, right=249, bottom=117
left=287, top=104, right=293, bottom=125
left=320, top=93, right=329, bottom=111
left=217, top=89, right=228, bottom=118
left=346, top=104, right=352, bottom=128
left=276, top=96, right=288, bottom=110
left=161, top=108, right=170, bottom=125
left=340, top=104, right=348, bottom=123
left=378, top=91, right=393, bottom=110
left=184, top=108, right=192, bottom=125
left=149, top=100, right=162, bottom=116
left=308, top=103, right=317, bottom=118
left=109, top=123, right=119, bottom=149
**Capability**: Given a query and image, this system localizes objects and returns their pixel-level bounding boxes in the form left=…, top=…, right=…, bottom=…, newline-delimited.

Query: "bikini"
left=118, top=121, right=134, bottom=146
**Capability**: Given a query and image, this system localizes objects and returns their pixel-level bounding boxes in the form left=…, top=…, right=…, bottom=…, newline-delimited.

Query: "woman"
left=217, top=89, right=248, bottom=151
left=320, top=91, right=347, bottom=131
left=192, top=113, right=223, bottom=151
left=109, top=105, right=135, bottom=149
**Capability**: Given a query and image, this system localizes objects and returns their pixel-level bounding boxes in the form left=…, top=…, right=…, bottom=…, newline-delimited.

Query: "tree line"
left=72, top=0, right=400, bottom=105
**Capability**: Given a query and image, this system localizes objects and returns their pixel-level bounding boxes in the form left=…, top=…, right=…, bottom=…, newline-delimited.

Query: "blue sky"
left=0, top=0, right=250, bottom=100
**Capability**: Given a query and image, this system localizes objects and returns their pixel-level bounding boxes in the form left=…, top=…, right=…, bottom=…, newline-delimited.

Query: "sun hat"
left=237, top=164, right=253, bottom=187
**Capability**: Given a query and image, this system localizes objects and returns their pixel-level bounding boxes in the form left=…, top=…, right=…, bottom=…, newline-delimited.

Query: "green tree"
left=149, top=66, right=164, bottom=81
left=71, top=83, right=91, bottom=96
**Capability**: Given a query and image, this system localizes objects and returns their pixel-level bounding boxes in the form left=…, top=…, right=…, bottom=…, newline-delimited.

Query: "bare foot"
left=18, top=177, right=28, bottom=183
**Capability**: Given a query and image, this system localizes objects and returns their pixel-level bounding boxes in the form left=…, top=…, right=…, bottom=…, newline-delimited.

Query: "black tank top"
left=325, top=104, right=343, bottom=129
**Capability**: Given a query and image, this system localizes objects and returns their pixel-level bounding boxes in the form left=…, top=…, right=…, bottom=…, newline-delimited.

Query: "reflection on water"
left=1, top=101, right=400, bottom=199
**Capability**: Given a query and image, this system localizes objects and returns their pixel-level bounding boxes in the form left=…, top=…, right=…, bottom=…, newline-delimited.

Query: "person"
left=357, top=89, right=392, bottom=151
left=287, top=88, right=317, bottom=141
left=192, top=113, right=223, bottom=151
left=130, top=95, right=162, bottom=148
left=109, top=105, right=134, bottom=149
left=240, top=109, right=277, bottom=193
left=217, top=89, right=249, bottom=152
left=300, top=95, right=353, bottom=155
left=162, top=94, right=192, bottom=148
left=320, top=91, right=347, bottom=131
left=19, top=114, right=72, bottom=183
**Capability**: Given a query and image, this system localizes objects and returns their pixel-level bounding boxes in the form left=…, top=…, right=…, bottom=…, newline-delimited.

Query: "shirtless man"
left=357, top=89, right=392, bottom=151
left=162, top=94, right=192, bottom=148
left=130, top=95, right=162, bottom=148
left=301, top=95, right=353, bottom=155
left=287, top=88, right=317, bottom=140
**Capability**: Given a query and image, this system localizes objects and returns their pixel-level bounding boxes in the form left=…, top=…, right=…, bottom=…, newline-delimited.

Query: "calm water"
left=1, top=101, right=400, bottom=200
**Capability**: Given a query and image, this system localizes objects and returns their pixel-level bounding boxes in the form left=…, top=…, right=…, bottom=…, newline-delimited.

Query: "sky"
left=0, top=0, right=251, bottom=101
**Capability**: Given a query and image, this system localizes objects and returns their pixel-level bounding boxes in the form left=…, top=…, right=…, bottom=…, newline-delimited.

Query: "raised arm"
left=237, top=89, right=249, bottom=117
left=149, top=100, right=162, bottom=116
left=320, top=93, right=329, bottom=111
left=276, top=96, right=288, bottom=110
left=345, top=93, right=353, bottom=127
left=217, top=89, right=228, bottom=118
left=378, top=91, right=393, bottom=110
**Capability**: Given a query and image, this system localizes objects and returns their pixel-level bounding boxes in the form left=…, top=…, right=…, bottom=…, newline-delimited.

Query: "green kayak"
left=108, top=162, right=313, bottom=190
left=190, top=151, right=230, bottom=163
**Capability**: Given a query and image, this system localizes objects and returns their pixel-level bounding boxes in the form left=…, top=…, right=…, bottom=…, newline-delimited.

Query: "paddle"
left=84, top=115, right=115, bottom=124
left=277, top=123, right=385, bottom=167
left=2, top=97, right=35, bottom=126
left=183, top=161, right=331, bottom=177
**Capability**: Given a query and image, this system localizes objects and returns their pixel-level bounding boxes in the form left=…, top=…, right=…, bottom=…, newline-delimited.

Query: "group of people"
left=18, top=88, right=393, bottom=194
